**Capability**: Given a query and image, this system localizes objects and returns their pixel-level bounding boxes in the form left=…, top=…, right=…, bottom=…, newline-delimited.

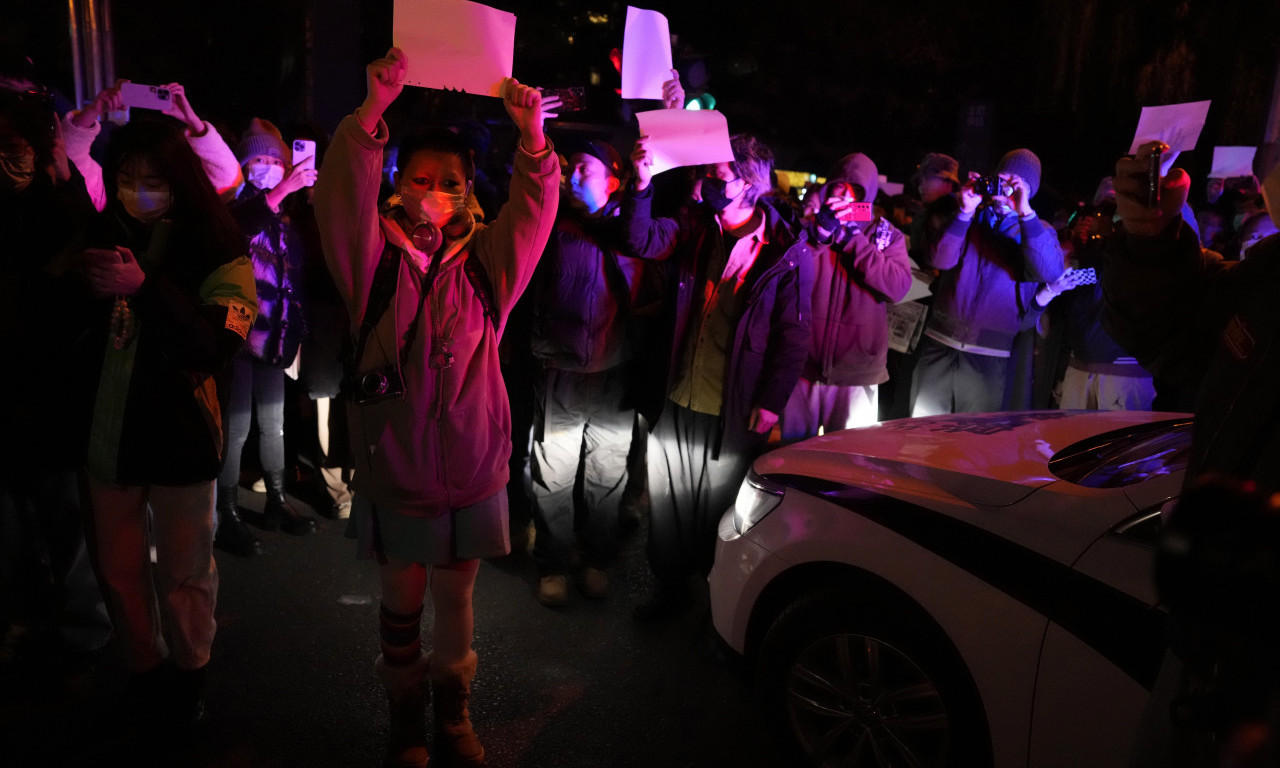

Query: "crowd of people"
left=2, top=36, right=1278, bottom=768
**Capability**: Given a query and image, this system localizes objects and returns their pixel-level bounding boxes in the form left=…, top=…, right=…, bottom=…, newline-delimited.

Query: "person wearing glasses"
left=622, top=133, right=813, bottom=621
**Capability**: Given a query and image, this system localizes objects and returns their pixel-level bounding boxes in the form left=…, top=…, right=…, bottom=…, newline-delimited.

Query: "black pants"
left=645, top=403, right=754, bottom=592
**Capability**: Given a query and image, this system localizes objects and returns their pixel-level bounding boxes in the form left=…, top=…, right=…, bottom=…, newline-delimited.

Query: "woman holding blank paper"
left=314, top=47, right=557, bottom=768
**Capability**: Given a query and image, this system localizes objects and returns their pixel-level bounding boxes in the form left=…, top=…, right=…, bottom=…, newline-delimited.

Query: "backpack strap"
left=463, top=254, right=498, bottom=331
left=354, top=241, right=403, bottom=361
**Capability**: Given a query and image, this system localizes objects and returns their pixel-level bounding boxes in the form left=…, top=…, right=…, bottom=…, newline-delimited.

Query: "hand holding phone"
left=119, top=83, right=174, bottom=112
left=291, top=140, right=318, bottom=187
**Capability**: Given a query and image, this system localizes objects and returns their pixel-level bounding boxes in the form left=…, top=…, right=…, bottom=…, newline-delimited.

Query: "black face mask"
left=701, top=177, right=738, bottom=212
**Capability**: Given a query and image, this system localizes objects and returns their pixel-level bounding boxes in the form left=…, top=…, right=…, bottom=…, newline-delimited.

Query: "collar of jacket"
left=378, top=204, right=476, bottom=274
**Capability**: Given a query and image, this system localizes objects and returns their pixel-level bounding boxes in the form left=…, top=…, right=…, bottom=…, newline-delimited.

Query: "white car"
left=709, top=410, right=1193, bottom=768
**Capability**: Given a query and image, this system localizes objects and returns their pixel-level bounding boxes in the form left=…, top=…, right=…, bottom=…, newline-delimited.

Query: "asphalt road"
left=2, top=484, right=788, bottom=768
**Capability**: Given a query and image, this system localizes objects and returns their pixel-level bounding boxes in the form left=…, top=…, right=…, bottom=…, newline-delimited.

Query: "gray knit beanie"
left=996, top=149, right=1041, bottom=198
left=235, top=118, right=288, bottom=166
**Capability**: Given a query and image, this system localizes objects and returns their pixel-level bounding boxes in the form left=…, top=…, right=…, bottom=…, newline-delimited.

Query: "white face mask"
left=0, top=149, right=36, bottom=193
left=246, top=162, right=285, bottom=190
left=118, top=184, right=172, bottom=223
left=401, top=188, right=469, bottom=228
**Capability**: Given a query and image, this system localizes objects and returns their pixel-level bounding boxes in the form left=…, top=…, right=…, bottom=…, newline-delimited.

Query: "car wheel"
left=757, top=589, right=990, bottom=768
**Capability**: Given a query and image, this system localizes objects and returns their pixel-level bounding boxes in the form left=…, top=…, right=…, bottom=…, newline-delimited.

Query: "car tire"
left=756, top=588, right=991, bottom=768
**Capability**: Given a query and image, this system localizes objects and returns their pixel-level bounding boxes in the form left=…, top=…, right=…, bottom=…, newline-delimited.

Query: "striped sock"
left=379, top=603, right=424, bottom=667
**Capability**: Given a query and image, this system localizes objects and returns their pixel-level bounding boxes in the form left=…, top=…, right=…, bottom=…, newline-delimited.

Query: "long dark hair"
left=102, top=117, right=245, bottom=271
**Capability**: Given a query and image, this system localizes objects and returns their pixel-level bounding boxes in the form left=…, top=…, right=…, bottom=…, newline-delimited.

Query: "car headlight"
left=732, top=469, right=785, bottom=535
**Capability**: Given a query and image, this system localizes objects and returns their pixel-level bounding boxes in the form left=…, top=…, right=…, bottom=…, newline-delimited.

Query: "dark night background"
left=6, top=0, right=1280, bottom=207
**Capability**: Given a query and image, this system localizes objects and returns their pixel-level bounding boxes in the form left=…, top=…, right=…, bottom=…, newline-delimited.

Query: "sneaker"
left=578, top=567, right=610, bottom=599
left=250, top=477, right=266, bottom=493
left=537, top=575, right=569, bottom=608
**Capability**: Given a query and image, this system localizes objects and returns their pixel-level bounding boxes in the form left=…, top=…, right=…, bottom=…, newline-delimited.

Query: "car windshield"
left=1048, top=418, right=1194, bottom=489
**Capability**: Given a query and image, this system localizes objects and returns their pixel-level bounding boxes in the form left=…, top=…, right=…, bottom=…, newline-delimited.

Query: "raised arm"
left=314, top=48, right=404, bottom=327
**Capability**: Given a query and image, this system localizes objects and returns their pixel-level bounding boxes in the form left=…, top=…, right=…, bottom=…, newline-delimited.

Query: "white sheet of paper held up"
left=881, top=180, right=905, bottom=197
left=621, top=6, right=674, bottom=100
left=1209, top=146, right=1257, bottom=179
left=392, top=0, right=515, bottom=97
left=1128, top=100, right=1211, bottom=155
left=636, top=109, right=734, bottom=176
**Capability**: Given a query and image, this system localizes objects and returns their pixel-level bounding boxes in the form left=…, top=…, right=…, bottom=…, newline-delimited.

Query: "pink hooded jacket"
left=315, top=113, right=559, bottom=514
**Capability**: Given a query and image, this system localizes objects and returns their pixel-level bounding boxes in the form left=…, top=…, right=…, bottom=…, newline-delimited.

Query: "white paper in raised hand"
left=1128, top=100, right=1211, bottom=155
left=621, top=6, right=673, bottom=100
left=392, top=0, right=516, bottom=97
left=636, top=109, right=734, bottom=176
left=1209, top=146, right=1257, bottom=179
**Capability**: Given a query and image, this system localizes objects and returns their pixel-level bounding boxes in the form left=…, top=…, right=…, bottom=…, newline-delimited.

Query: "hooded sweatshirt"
left=314, top=114, right=559, bottom=513
left=804, top=154, right=913, bottom=385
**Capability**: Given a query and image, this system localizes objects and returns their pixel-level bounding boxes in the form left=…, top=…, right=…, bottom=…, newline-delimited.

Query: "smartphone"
left=848, top=201, right=874, bottom=223
left=1063, top=266, right=1097, bottom=285
left=119, top=83, right=173, bottom=112
left=292, top=139, right=317, bottom=186
left=539, top=86, right=587, bottom=114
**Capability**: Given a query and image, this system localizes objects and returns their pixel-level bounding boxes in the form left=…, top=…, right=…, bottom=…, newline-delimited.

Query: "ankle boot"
left=431, top=650, right=485, bottom=767
left=214, top=486, right=262, bottom=556
left=375, top=652, right=431, bottom=768
left=263, top=470, right=317, bottom=535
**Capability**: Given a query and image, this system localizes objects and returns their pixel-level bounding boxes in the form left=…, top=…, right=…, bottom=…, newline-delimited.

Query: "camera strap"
left=352, top=239, right=498, bottom=380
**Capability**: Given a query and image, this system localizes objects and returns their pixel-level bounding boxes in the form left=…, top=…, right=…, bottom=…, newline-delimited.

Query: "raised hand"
left=160, top=83, right=206, bottom=134
left=501, top=78, right=546, bottom=154
left=358, top=47, right=408, bottom=133
left=1115, top=141, right=1188, bottom=238
left=661, top=69, right=684, bottom=110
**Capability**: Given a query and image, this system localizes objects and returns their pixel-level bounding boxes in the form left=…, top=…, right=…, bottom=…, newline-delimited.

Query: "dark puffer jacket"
left=1104, top=221, right=1280, bottom=486
left=230, top=186, right=307, bottom=368
left=529, top=197, right=648, bottom=372
left=620, top=185, right=814, bottom=455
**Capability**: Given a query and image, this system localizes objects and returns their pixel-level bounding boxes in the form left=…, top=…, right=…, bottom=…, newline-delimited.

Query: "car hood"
left=754, top=411, right=1187, bottom=508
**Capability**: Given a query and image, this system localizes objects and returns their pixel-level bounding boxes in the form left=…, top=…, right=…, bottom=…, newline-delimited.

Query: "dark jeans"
left=217, top=355, right=287, bottom=492
left=909, top=336, right=1009, bottom=415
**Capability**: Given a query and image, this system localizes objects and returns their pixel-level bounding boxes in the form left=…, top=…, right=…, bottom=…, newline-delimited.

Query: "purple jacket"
left=926, top=205, right=1064, bottom=351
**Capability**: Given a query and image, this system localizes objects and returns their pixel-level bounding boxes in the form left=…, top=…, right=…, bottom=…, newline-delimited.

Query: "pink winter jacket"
left=315, top=113, right=559, bottom=513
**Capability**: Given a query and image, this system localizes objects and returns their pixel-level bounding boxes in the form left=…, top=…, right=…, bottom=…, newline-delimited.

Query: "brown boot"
left=430, top=650, right=484, bottom=767
left=374, top=652, right=431, bottom=768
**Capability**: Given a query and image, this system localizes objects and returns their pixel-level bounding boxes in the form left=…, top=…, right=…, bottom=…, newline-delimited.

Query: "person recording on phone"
left=778, top=152, right=912, bottom=440
left=212, top=118, right=321, bottom=558
left=75, top=113, right=257, bottom=730
left=910, top=148, right=1064, bottom=415
left=313, top=47, right=556, bottom=768
left=61, top=80, right=243, bottom=213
